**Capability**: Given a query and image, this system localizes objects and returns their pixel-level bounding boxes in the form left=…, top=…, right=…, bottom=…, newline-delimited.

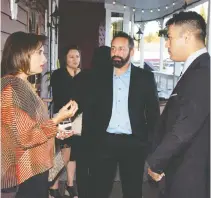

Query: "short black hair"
left=112, top=31, right=134, bottom=49
left=166, top=11, right=206, bottom=43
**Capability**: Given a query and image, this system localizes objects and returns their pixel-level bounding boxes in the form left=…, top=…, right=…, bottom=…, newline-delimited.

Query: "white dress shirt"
left=180, top=47, right=207, bottom=78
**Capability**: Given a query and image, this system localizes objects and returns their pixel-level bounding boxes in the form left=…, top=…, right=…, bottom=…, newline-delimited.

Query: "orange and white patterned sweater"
left=1, top=75, right=57, bottom=189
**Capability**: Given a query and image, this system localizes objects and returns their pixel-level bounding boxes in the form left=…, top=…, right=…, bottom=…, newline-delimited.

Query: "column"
left=54, top=0, right=59, bottom=69
left=139, top=22, right=145, bottom=68
left=130, top=11, right=135, bottom=62
left=130, top=11, right=134, bottom=37
left=44, top=9, right=48, bottom=36
left=123, top=10, right=130, bottom=34
left=40, top=0, right=52, bottom=99
left=52, top=32, right=55, bottom=70
left=51, top=0, right=56, bottom=70
left=105, top=7, right=111, bottom=46
left=48, top=0, right=51, bottom=68
left=158, top=19, right=165, bottom=71
left=207, top=0, right=211, bottom=54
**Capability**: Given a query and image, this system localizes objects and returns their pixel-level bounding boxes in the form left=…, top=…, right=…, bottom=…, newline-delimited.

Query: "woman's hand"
left=52, top=100, right=78, bottom=125
left=56, top=129, right=74, bottom=140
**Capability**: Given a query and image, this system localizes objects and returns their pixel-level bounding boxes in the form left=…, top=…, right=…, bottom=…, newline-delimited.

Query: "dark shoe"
left=49, top=189, right=62, bottom=198
left=65, top=184, right=78, bottom=198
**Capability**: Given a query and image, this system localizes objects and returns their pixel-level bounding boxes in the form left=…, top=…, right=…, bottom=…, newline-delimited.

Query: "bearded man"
left=89, top=31, right=160, bottom=198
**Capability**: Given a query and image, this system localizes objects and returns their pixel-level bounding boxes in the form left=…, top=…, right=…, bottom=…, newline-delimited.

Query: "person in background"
left=1, top=31, right=78, bottom=198
left=50, top=45, right=82, bottom=198
left=91, top=45, right=112, bottom=71
left=147, top=11, right=210, bottom=198
left=73, top=45, right=111, bottom=198
left=90, top=32, right=160, bottom=198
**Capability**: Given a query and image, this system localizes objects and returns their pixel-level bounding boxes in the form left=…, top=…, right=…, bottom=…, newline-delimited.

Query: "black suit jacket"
left=147, top=53, right=210, bottom=198
left=88, top=64, right=160, bottom=150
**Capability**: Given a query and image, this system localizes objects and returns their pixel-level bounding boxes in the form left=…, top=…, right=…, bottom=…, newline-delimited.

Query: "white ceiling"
left=71, top=0, right=208, bottom=22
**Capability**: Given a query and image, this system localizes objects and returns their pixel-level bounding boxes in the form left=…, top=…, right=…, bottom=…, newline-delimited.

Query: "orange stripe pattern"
left=1, top=75, right=57, bottom=189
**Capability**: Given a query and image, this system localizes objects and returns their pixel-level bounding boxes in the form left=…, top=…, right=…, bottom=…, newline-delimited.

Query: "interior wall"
left=58, top=0, right=105, bottom=69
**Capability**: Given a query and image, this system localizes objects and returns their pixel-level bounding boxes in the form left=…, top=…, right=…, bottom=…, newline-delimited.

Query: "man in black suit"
left=147, top=11, right=210, bottom=198
left=90, top=32, right=160, bottom=198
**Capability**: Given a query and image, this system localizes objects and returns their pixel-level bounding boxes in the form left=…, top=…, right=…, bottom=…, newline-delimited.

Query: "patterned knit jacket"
left=1, top=75, right=57, bottom=189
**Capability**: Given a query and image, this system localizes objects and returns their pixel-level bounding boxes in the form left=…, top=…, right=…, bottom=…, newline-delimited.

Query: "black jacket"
left=50, top=68, right=75, bottom=114
left=88, top=64, right=160, bottom=149
left=148, top=53, right=210, bottom=198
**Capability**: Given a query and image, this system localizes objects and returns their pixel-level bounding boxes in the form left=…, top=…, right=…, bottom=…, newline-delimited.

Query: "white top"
left=181, top=47, right=207, bottom=77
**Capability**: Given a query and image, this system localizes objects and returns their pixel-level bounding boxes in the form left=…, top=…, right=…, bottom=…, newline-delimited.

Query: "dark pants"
left=92, top=133, right=147, bottom=198
left=76, top=138, right=94, bottom=198
left=16, top=171, right=49, bottom=198
left=76, top=157, right=93, bottom=198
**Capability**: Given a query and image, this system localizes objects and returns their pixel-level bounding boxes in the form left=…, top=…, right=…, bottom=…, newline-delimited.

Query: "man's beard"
left=111, top=52, right=130, bottom=68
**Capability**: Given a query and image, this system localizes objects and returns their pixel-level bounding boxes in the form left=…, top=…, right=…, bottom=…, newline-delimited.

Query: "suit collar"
left=182, top=47, right=207, bottom=76
left=128, top=64, right=138, bottom=109
left=183, top=52, right=209, bottom=74
left=173, top=53, right=209, bottom=92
